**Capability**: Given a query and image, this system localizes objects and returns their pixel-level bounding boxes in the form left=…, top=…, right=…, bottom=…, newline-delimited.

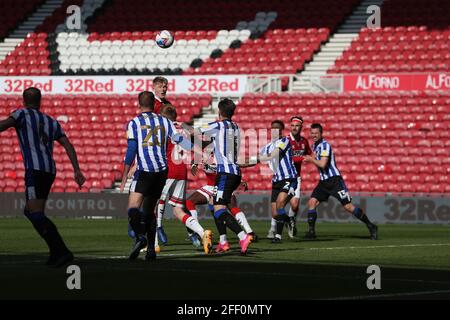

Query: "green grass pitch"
left=1, top=218, right=449, bottom=299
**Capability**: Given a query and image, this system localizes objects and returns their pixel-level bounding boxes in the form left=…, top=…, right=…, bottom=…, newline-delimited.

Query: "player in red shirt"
left=267, top=116, right=312, bottom=239
left=155, top=105, right=213, bottom=254
left=153, top=76, right=170, bottom=114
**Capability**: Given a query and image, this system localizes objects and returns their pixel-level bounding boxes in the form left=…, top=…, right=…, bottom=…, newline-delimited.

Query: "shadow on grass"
left=1, top=254, right=450, bottom=300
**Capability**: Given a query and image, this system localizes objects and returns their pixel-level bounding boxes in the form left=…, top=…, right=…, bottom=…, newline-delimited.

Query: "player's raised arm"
left=57, top=135, right=86, bottom=188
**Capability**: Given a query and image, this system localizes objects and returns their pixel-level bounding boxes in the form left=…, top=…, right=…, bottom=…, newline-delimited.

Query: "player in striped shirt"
left=196, top=98, right=252, bottom=254
left=154, top=104, right=212, bottom=254
left=119, top=91, right=203, bottom=260
left=304, top=123, right=378, bottom=240
left=258, top=120, right=298, bottom=243
left=0, top=87, right=85, bottom=267
left=267, top=116, right=312, bottom=239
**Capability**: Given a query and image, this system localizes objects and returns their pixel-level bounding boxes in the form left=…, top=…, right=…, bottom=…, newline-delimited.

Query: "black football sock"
left=352, top=207, right=373, bottom=226
left=275, top=209, right=287, bottom=236
left=144, top=212, right=156, bottom=250
left=143, top=197, right=159, bottom=248
left=216, top=209, right=243, bottom=235
left=24, top=210, right=69, bottom=255
left=307, top=209, right=317, bottom=232
left=214, top=215, right=227, bottom=236
left=128, top=208, right=145, bottom=239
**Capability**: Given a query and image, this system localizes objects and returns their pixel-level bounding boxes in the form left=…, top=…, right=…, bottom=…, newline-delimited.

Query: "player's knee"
left=308, top=198, right=318, bottom=209
left=290, top=202, right=299, bottom=212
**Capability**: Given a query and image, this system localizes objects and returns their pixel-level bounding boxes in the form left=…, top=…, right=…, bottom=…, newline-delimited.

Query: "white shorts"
left=294, top=177, right=302, bottom=199
left=196, top=184, right=242, bottom=202
left=196, top=185, right=214, bottom=200
left=160, top=179, right=186, bottom=208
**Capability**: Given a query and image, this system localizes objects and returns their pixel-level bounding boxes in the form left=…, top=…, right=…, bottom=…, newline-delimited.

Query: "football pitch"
left=1, top=218, right=450, bottom=300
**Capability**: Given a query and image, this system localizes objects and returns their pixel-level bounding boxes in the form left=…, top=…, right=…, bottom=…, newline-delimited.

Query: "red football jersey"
left=167, top=123, right=187, bottom=180
left=154, top=96, right=170, bottom=114
left=288, top=133, right=312, bottom=176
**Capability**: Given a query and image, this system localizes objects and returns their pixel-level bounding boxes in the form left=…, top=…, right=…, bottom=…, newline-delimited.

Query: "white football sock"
left=184, top=216, right=204, bottom=238
left=189, top=209, right=198, bottom=220
left=157, top=200, right=165, bottom=228
left=154, top=231, right=159, bottom=247
left=235, top=211, right=253, bottom=233
left=237, top=231, right=247, bottom=241
left=220, top=234, right=228, bottom=244
left=270, top=218, right=277, bottom=232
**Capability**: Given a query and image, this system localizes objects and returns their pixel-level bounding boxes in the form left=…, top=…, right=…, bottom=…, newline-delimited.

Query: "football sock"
left=214, top=216, right=227, bottom=237
left=219, top=234, right=228, bottom=244
left=353, top=207, right=373, bottom=225
left=270, top=218, right=277, bottom=232
left=231, top=207, right=253, bottom=233
left=275, top=208, right=287, bottom=236
left=307, top=209, right=317, bottom=232
left=237, top=231, right=247, bottom=241
left=182, top=214, right=205, bottom=238
left=24, top=210, right=69, bottom=255
left=217, top=210, right=243, bottom=236
left=142, top=197, right=159, bottom=247
left=128, top=207, right=145, bottom=238
left=156, top=200, right=165, bottom=228
left=144, top=212, right=156, bottom=250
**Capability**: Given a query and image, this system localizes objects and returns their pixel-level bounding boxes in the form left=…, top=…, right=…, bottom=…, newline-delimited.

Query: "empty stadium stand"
left=0, top=0, right=45, bottom=41
left=329, top=0, right=450, bottom=74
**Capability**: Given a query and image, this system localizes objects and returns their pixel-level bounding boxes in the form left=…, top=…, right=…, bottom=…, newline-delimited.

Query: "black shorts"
left=130, top=170, right=168, bottom=199
left=213, top=173, right=241, bottom=205
left=271, top=178, right=298, bottom=203
left=311, top=176, right=352, bottom=206
left=25, top=170, right=55, bottom=201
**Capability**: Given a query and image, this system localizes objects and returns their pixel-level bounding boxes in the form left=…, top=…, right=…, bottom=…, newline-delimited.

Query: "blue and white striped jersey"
left=127, top=112, right=188, bottom=173
left=10, top=108, right=65, bottom=174
left=313, top=139, right=341, bottom=180
left=198, top=120, right=241, bottom=175
left=260, top=136, right=298, bottom=182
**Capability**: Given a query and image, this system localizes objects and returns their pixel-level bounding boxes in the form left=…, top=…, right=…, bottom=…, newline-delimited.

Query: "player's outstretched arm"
left=57, top=136, right=86, bottom=188
left=0, top=117, right=15, bottom=132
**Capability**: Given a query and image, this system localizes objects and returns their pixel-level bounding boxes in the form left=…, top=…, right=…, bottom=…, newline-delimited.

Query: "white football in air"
left=155, top=30, right=174, bottom=49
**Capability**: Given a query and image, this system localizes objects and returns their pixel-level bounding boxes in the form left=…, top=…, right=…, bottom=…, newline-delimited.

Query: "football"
left=155, top=30, right=174, bottom=48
